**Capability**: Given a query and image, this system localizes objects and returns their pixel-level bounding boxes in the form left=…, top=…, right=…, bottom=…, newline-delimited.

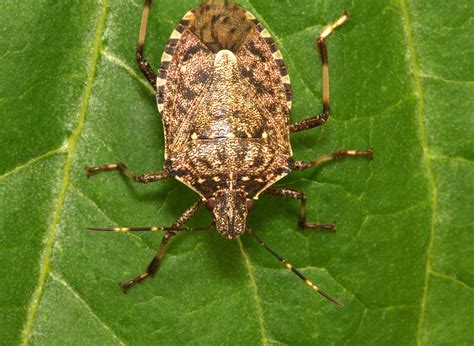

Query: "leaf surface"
left=1, top=0, right=473, bottom=344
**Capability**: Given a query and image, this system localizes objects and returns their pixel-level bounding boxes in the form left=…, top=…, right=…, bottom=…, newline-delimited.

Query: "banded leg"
left=289, top=11, right=349, bottom=133
left=293, top=148, right=373, bottom=171
left=119, top=200, right=203, bottom=292
left=247, top=227, right=342, bottom=307
left=263, top=187, right=335, bottom=231
left=136, top=0, right=157, bottom=87
left=87, top=226, right=209, bottom=233
left=85, top=162, right=169, bottom=184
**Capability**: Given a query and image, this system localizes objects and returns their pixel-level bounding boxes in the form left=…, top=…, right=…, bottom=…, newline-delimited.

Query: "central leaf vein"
left=399, top=1, right=438, bottom=345
left=20, top=0, right=110, bottom=343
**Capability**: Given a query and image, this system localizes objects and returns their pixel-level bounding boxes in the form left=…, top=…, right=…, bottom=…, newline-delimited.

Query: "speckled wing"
left=157, top=14, right=215, bottom=159
left=236, top=15, right=293, bottom=146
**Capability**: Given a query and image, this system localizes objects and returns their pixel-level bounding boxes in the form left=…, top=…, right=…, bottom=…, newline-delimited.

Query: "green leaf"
left=1, top=0, right=473, bottom=344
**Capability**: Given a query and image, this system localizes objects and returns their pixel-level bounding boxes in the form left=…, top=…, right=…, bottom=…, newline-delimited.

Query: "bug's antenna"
left=86, top=226, right=210, bottom=233
left=247, top=227, right=343, bottom=307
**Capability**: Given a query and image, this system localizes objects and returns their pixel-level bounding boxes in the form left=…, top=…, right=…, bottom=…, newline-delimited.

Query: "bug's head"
left=206, top=190, right=254, bottom=239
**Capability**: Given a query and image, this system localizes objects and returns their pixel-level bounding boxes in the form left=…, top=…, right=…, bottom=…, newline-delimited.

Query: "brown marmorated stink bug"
left=86, top=0, right=373, bottom=307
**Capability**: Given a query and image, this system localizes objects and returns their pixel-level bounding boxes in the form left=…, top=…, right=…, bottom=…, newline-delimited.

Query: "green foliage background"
left=1, top=0, right=473, bottom=344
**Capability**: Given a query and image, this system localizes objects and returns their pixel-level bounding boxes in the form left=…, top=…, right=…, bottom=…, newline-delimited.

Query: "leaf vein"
left=237, top=239, right=269, bottom=346
left=342, top=308, right=367, bottom=346
left=428, top=154, right=474, bottom=165
left=0, top=146, right=66, bottom=181
left=430, top=270, right=474, bottom=292
left=323, top=267, right=368, bottom=309
left=366, top=200, right=430, bottom=218
left=49, top=272, right=125, bottom=345
left=399, top=1, right=438, bottom=345
left=20, top=1, right=110, bottom=343
left=420, top=73, right=474, bottom=85
left=69, top=183, right=155, bottom=253
left=101, top=49, right=155, bottom=95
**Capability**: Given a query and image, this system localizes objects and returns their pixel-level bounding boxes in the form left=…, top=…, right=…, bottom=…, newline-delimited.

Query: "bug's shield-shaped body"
left=158, top=2, right=293, bottom=238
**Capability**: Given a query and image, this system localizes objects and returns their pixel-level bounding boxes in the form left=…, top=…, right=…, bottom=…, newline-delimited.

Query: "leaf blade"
left=1, top=0, right=473, bottom=344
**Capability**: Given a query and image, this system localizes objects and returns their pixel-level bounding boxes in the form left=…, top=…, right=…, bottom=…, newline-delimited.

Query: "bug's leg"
left=293, top=148, right=373, bottom=171
left=85, top=162, right=169, bottom=184
left=289, top=11, right=349, bottom=133
left=119, top=200, right=203, bottom=292
left=247, top=227, right=342, bottom=307
left=136, top=0, right=157, bottom=87
left=263, top=187, right=335, bottom=231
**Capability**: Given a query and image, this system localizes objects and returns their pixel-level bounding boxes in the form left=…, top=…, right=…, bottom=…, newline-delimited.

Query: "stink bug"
left=86, top=0, right=373, bottom=307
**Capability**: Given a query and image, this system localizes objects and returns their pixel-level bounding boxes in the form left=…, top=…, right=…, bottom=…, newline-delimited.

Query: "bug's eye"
left=205, top=199, right=216, bottom=211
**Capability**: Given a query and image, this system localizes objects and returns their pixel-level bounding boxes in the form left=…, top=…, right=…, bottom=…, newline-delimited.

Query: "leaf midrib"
left=20, top=0, right=110, bottom=343
left=399, top=0, right=438, bottom=345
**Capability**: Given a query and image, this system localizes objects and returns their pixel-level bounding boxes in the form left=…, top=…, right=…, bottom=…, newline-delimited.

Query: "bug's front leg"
left=289, top=11, right=349, bottom=133
left=263, top=187, right=336, bottom=231
left=119, top=199, right=203, bottom=292
left=85, top=162, right=169, bottom=184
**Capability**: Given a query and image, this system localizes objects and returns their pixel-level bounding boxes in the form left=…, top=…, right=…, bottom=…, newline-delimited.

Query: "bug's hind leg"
left=289, top=11, right=349, bottom=133
left=136, top=0, right=157, bottom=87
left=85, top=162, right=169, bottom=184
left=263, top=187, right=335, bottom=231
left=293, top=149, right=373, bottom=171
left=119, top=200, right=203, bottom=292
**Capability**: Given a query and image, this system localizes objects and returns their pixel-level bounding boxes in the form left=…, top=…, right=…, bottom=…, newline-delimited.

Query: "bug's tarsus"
left=289, top=11, right=350, bottom=133
left=293, top=148, right=373, bottom=171
left=263, top=187, right=337, bottom=231
left=120, top=248, right=163, bottom=293
left=85, top=162, right=169, bottom=184
left=136, top=0, right=157, bottom=87
left=116, top=200, right=203, bottom=292
left=247, top=227, right=343, bottom=307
